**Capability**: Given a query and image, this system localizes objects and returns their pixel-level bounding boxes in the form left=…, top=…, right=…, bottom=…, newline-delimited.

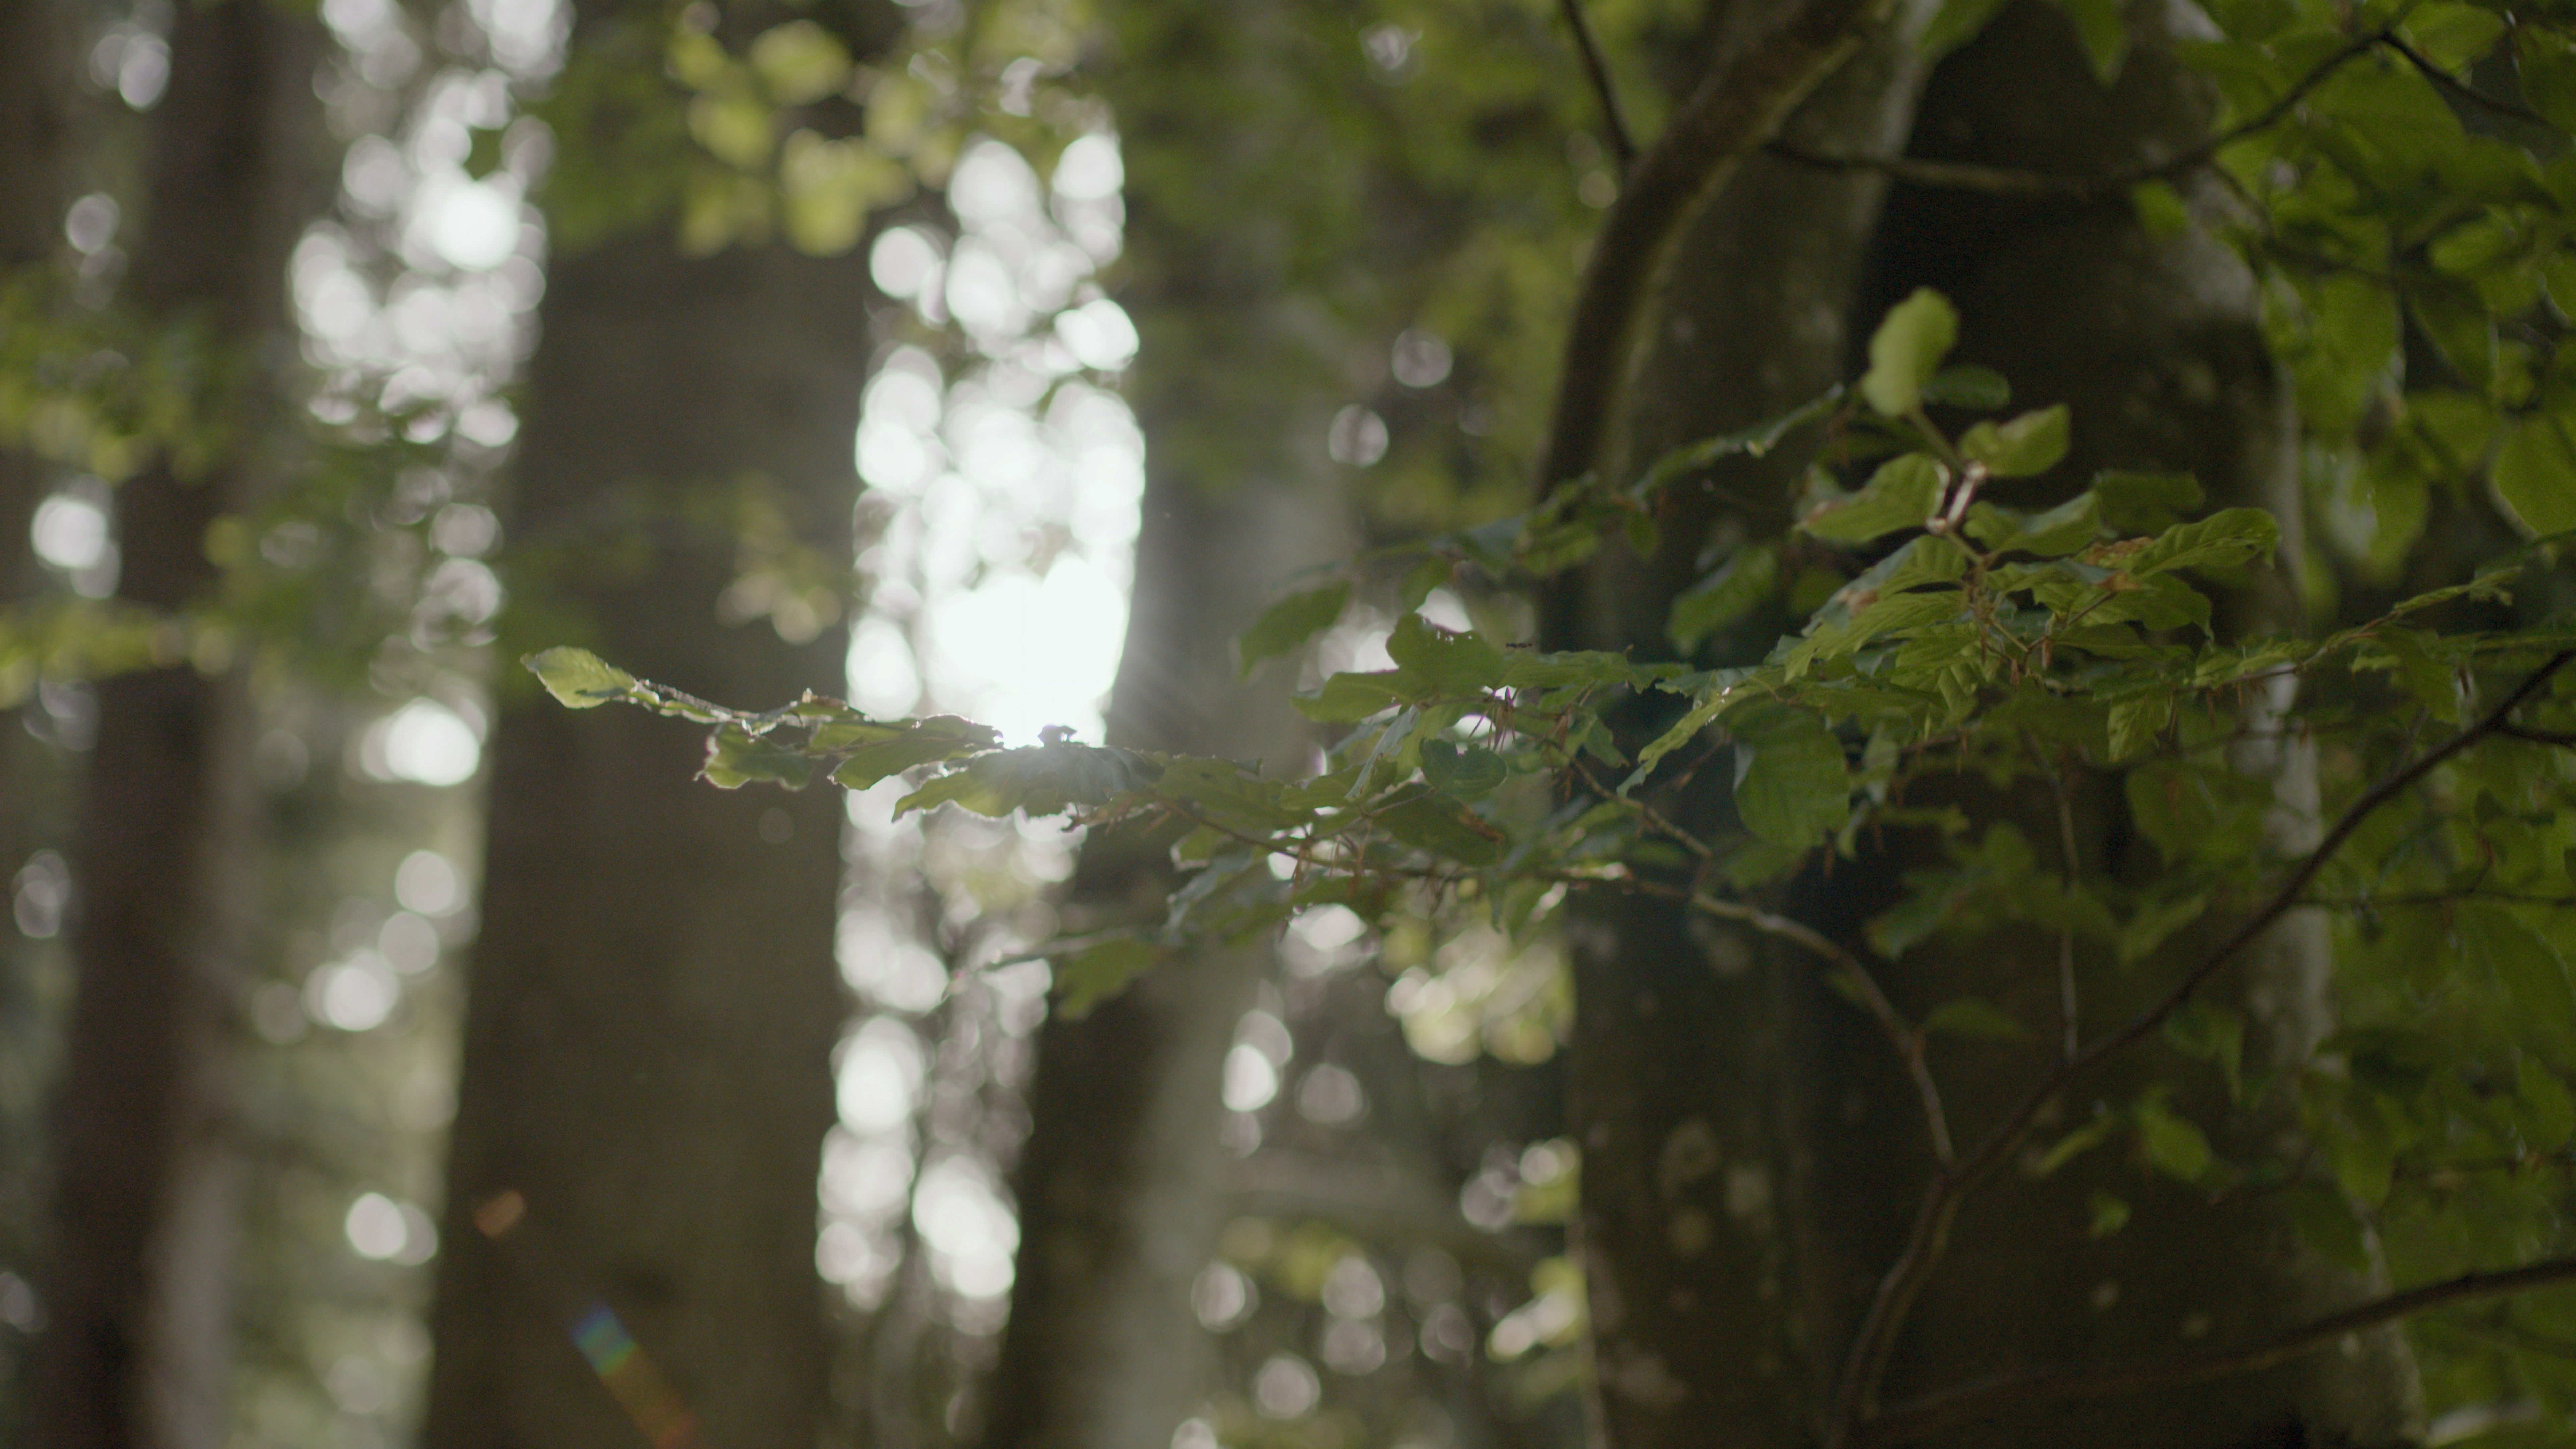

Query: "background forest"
left=7, top=0, right=2576, bottom=1446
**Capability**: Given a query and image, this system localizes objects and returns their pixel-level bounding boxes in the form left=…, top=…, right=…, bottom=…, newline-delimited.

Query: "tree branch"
left=2380, top=34, right=2548, bottom=126
left=1535, top=0, right=1898, bottom=503
left=1687, top=890, right=1954, bottom=1164
left=1555, top=0, right=1636, bottom=172
left=1823, top=649, right=2576, bottom=1447
left=1857, top=1255, right=2576, bottom=1444
left=1770, top=17, right=2404, bottom=202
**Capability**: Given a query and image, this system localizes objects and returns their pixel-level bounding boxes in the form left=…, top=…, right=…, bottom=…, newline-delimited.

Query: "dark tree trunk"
left=420, top=8, right=893, bottom=1438
left=0, top=0, right=83, bottom=1352
left=1554, top=3, right=2422, bottom=1446
left=1541, top=11, right=1940, bottom=1445
left=28, top=6, right=326, bottom=1447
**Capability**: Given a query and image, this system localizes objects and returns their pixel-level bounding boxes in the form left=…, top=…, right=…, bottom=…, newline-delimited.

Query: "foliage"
left=545, top=275, right=2576, bottom=1430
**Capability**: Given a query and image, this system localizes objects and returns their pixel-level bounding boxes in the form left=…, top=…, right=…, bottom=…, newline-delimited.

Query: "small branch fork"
left=1555, top=0, right=1636, bottom=171
left=1767, top=14, right=2407, bottom=201
left=1563, top=756, right=1956, bottom=1165
left=1821, top=649, right=2576, bottom=1449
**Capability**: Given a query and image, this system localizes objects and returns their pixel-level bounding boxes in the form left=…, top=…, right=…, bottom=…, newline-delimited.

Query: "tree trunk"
left=1836, top=6, right=2416, bottom=1441
left=975, top=9, right=1355, bottom=1443
left=1542, top=11, right=1939, bottom=1446
left=419, top=17, right=892, bottom=1442
left=28, top=6, right=325, bottom=1447
left=1556, top=3, right=2422, bottom=1446
left=0, top=0, right=82, bottom=1382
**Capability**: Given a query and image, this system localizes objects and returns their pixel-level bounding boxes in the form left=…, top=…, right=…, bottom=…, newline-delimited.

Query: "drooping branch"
left=1823, top=649, right=2576, bottom=1446
left=1555, top=0, right=1636, bottom=171
left=1534, top=0, right=1899, bottom=504
left=1687, top=890, right=1955, bottom=1164
left=1857, top=1254, right=2576, bottom=1444
left=1561, top=755, right=1955, bottom=1163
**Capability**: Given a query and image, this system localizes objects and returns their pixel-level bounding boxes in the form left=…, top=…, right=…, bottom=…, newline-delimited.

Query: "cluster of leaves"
left=2129, top=0, right=2576, bottom=558
left=541, top=287, right=2576, bottom=1138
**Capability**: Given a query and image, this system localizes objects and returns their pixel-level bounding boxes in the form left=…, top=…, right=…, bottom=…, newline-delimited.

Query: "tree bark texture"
left=974, top=7, right=1357, bottom=1444
left=1555, top=3, right=2422, bottom=1446
left=420, top=228, right=880, bottom=1449
left=1842, top=5, right=2417, bottom=1441
left=28, top=6, right=325, bottom=1448
left=1542, top=9, right=1939, bottom=1445
left=0, top=0, right=82, bottom=1373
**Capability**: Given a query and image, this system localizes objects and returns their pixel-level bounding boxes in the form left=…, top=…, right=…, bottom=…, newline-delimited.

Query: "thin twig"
left=2033, top=736, right=2082, bottom=1065
left=1563, top=752, right=1954, bottom=1164
left=1857, top=1255, right=2576, bottom=1444
left=1823, top=650, right=2576, bottom=1448
left=2306, top=889, right=2576, bottom=910
left=1685, top=890, right=1954, bottom=1164
left=1555, top=0, right=1636, bottom=171
left=2381, top=34, right=2548, bottom=125
left=1534, top=0, right=1894, bottom=506
left=1772, top=17, right=2404, bottom=202
left=1762, top=142, right=2094, bottom=195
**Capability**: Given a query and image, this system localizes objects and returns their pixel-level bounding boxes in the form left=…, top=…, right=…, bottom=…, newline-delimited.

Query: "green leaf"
left=1958, top=405, right=2071, bottom=477
left=1398, top=557, right=1450, bottom=614
left=1923, top=997, right=2030, bottom=1040
left=524, top=647, right=640, bottom=708
left=896, top=740, right=1156, bottom=818
left=1237, top=581, right=1350, bottom=678
left=1374, top=788, right=1507, bottom=866
left=2124, top=762, right=2272, bottom=865
left=2492, top=415, right=2576, bottom=536
left=2518, top=28, right=2576, bottom=132
left=2134, top=1097, right=2215, bottom=1183
left=829, top=715, right=1003, bottom=789
left=2461, top=903, right=2576, bottom=1035
left=1419, top=738, right=1507, bottom=798
left=2120, top=507, right=2280, bottom=577
left=1861, top=288, right=1961, bottom=417
left=1921, top=364, right=2010, bottom=410
left=2105, top=693, right=2169, bottom=762
left=1296, top=670, right=1410, bottom=723
left=1668, top=544, right=1779, bottom=652
left=2521, top=1056, right=2576, bottom=1152
left=702, top=724, right=815, bottom=790
left=1632, top=389, right=1842, bottom=494
left=2050, top=0, right=2129, bottom=82
left=1800, top=453, right=1945, bottom=543
left=1386, top=612, right=1507, bottom=693
left=1921, top=0, right=2011, bottom=57
left=1054, top=938, right=1162, bottom=1019
left=1731, top=706, right=1849, bottom=848
left=1965, top=491, right=2099, bottom=557
left=2033, top=1115, right=2118, bottom=1176
left=2163, top=1001, right=2245, bottom=1102
left=2280, top=1183, right=2370, bottom=1272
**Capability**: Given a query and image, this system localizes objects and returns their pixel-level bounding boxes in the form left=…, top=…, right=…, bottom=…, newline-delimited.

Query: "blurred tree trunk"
left=0, top=0, right=80, bottom=1432
left=28, top=5, right=327, bottom=1447
left=0, top=0, right=75, bottom=601
left=420, top=4, right=896, bottom=1445
left=1552, top=4, right=2421, bottom=1446
left=974, top=9, right=1355, bottom=1446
